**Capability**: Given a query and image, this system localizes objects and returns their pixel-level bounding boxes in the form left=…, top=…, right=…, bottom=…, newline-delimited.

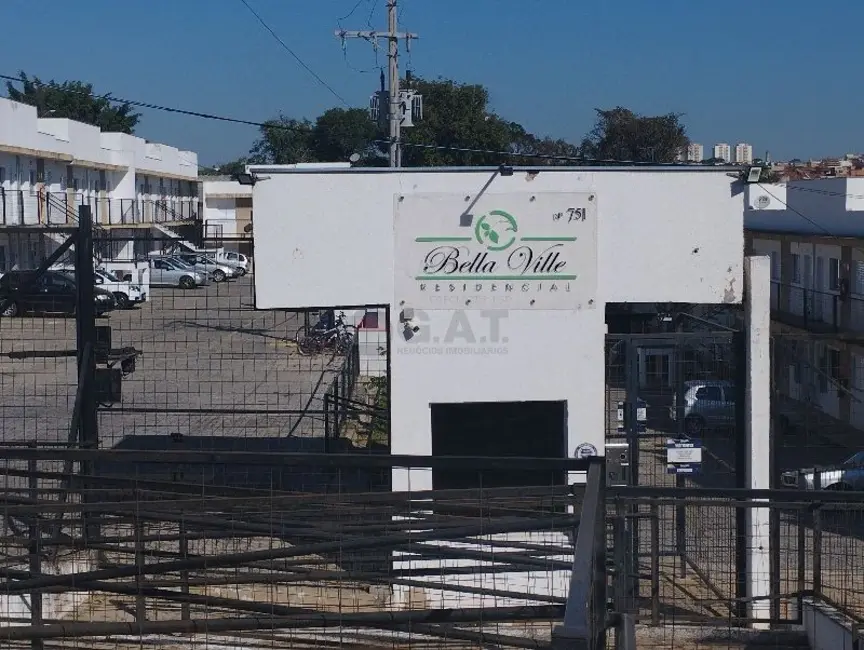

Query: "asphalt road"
left=0, top=276, right=340, bottom=448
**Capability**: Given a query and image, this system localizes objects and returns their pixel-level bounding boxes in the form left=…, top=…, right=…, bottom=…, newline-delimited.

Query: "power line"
left=0, top=72, right=309, bottom=135
left=237, top=0, right=349, bottom=107
left=337, top=0, right=370, bottom=25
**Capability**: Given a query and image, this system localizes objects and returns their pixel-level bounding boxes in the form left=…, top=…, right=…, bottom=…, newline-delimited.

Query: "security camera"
left=402, top=322, right=419, bottom=342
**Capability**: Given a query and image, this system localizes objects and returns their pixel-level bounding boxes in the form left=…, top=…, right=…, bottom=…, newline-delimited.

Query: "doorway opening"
left=430, top=400, right=567, bottom=491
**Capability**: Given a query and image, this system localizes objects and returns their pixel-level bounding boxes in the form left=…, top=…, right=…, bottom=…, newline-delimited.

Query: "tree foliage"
left=226, top=78, right=690, bottom=170
left=199, top=158, right=250, bottom=176
left=581, top=107, right=688, bottom=163
left=5, top=71, right=140, bottom=134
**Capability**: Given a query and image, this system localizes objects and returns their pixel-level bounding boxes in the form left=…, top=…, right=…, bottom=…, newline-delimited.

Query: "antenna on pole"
left=335, top=1, right=420, bottom=167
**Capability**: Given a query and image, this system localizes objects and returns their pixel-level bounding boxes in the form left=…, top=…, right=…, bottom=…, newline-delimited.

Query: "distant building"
left=713, top=143, right=731, bottom=162
left=687, top=143, right=704, bottom=163
left=734, top=143, right=754, bottom=165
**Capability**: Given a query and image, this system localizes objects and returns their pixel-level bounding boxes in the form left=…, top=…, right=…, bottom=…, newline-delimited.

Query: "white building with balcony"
left=745, top=177, right=864, bottom=433
left=0, top=96, right=198, bottom=272
left=200, top=177, right=253, bottom=257
left=734, top=143, right=754, bottom=165
left=687, top=142, right=704, bottom=163
left=713, top=143, right=731, bottom=162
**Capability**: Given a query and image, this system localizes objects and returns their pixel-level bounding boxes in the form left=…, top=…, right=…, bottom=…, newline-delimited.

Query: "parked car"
left=148, top=258, right=205, bottom=289
left=151, top=255, right=211, bottom=286
left=0, top=270, right=116, bottom=317
left=216, top=250, right=249, bottom=276
left=781, top=451, right=864, bottom=491
left=670, top=379, right=736, bottom=435
left=52, top=266, right=146, bottom=309
left=172, top=253, right=236, bottom=283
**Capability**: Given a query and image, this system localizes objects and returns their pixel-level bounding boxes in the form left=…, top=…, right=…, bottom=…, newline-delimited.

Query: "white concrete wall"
left=253, top=168, right=744, bottom=475
left=746, top=178, right=864, bottom=235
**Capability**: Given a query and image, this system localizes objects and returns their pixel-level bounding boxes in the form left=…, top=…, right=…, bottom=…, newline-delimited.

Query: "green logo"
left=474, top=210, right=518, bottom=251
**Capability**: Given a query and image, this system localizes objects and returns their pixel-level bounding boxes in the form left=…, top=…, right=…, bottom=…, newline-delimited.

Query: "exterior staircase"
left=153, top=223, right=205, bottom=254
left=43, top=193, right=109, bottom=264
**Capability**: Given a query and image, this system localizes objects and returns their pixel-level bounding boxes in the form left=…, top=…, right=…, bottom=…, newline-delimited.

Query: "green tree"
left=199, top=158, right=250, bottom=176
left=312, top=108, right=382, bottom=164
left=401, top=77, right=524, bottom=166
left=249, top=116, right=317, bottom=164
left=5, top=71, right=140, bottom=134
left=581, top=107, right=688, bottom=163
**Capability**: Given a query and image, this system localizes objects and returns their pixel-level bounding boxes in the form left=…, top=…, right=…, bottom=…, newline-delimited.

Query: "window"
left=695, top=386, right=723, bottom=401
left=0, top=245, right=6, bottom=272
left=791, top=253, right=801, bottom=284
left=819, top=346, right=841, bottom=393
left=770, top=251, right=780, bottom=280
left=829, top=348, right=841, bottom=382
left=0, top=167, right=5, bottom=184
left=829, top=257, right=840, bottom=290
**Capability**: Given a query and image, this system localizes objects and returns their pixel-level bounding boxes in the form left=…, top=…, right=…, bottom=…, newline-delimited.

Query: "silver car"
left=781, top=451, right=864, bottom=491
left=173, top=253, right=235, bottom=283
left=149, top=258, right=204, bottom=289
left=155, top=256, right=210, bottom=286
left=670, top=380, right=736, bottom=435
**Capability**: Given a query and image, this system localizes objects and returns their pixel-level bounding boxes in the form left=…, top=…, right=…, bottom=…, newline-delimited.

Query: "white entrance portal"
left=251, top=166, right=767, bottom=617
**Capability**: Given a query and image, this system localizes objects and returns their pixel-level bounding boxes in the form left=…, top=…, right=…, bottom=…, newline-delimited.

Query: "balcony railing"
left=771, top=280, right=864, bottom=335
left=0, top=189, right=198, bottom=227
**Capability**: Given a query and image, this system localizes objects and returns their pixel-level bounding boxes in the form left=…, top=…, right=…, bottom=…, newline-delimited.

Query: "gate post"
left=743, top=255, right=773, bottom=628
left=75, top=204, right=100, bottom=542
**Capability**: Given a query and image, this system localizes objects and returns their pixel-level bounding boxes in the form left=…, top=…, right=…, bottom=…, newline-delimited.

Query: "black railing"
left=0, top=189, right=198, bottom=227
left=771, top=280, right=844, bottom=332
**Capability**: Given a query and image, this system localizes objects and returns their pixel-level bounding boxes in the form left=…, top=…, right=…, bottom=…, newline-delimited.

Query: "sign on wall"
left=395, top=192, right=597, bottom=310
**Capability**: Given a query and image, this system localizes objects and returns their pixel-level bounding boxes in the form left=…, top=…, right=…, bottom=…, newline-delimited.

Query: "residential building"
left=745, top=177, right=864, bottom=433
left=0, top=96, right=198, bottom=272
left=200, top=177, right=253, bottom=257
left=687, top=142, right=704, bottom=163
left=734, top=143, right=753, bottom=165
left=713, top=143, right=731, bottom=162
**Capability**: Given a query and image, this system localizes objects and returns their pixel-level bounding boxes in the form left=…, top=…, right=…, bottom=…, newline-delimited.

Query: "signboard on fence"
left=666, top=438, right=702, bottom=475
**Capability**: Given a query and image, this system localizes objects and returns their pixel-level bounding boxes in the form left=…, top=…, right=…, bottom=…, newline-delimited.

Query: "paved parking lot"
left=0, top=276, right=340, bottom=448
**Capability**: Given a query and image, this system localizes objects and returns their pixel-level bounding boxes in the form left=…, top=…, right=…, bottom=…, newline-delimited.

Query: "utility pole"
left=336, top=0, right=418, bottom=167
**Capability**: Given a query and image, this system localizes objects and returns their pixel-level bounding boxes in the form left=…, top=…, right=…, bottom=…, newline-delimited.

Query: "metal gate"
left=605, top=329, right=751, bottom=624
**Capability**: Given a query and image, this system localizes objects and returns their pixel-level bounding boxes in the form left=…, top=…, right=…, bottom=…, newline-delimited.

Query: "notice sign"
left=394, top=192, right=598, bottom=310
left=666, top=439, right=703, bottom=475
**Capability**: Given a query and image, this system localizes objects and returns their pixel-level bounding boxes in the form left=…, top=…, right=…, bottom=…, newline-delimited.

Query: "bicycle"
left=294, top=311, right=356, bottom=356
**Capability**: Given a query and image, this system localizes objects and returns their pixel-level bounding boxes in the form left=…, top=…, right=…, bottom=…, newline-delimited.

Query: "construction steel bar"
left=0, top=448, right=592, bottom=471
left=0, top=514, right=578, bottom=594
left=0, top=604, right=564, bottom=641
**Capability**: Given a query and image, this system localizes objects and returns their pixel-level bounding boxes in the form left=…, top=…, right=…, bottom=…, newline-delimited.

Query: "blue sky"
left=1, top=0, right=861, bottom=164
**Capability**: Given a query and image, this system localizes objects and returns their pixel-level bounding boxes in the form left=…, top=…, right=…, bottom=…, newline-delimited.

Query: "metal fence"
left=607, top=483, right=864, bottom=647
left=0, top=446, right=598, bottom=649
left=0, top=189, right=198, bottom=227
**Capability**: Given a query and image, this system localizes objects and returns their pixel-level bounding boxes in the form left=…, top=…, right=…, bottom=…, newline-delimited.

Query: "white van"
left=52, top=266, right=146, bottom=309
left=99, top=261, right=151, bottom=301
